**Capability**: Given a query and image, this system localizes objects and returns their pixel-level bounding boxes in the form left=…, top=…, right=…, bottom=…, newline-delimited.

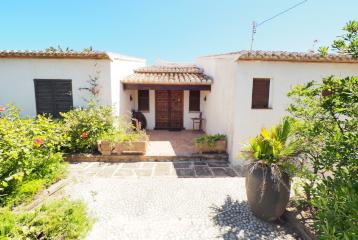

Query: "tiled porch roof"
left=122, top=65, right=212, bottom=85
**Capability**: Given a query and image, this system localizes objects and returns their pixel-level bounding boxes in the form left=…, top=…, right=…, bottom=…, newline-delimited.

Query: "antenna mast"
left=250, top=0, right=308, bottom=51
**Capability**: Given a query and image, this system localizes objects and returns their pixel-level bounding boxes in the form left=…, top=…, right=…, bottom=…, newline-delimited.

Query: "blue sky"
left=1, top=0, right=357, bottom=63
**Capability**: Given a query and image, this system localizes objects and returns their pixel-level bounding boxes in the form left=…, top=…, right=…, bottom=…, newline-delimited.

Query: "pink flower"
left=34, top=138, right=44, bottom=146
left=0, top=106, right=5, bottom=113
left=81, top=132, right=88, bottom=140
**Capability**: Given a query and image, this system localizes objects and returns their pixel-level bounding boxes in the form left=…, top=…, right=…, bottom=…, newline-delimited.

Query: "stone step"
left=65, top=153, right=229, bottom=162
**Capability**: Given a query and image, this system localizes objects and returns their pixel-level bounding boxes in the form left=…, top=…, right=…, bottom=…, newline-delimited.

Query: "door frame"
left=154, top=90, right=184, bottom=130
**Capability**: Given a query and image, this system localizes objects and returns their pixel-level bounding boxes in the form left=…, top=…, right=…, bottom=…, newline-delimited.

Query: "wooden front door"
left=155, top=90, right=183, bottom=129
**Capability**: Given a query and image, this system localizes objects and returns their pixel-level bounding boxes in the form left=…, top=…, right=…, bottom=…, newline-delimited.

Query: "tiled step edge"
left=65, top=153, right=229, bottom=162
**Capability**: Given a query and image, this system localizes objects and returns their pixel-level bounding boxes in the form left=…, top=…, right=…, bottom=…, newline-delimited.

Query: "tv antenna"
left=250, top=0, right=308, bottom=51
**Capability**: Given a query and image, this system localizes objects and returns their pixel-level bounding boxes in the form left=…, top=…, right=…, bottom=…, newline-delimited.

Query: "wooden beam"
left=123, top=83, right=211, bottom=91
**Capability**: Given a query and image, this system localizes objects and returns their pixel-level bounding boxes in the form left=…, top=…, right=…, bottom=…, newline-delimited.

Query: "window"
left=251, top=78, right=270, bottom=109
left=34, top=79, right=73, bottom=118
left=189, top=90, right=200, bottom=112
left=138, top=90, right=149, bottom=111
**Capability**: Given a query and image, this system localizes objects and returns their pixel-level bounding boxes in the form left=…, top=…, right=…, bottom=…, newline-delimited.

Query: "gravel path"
left=65, top=162, right=297, bottom=240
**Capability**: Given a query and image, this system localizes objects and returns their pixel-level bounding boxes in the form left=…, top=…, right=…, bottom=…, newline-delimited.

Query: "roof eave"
left=236, top=57, right=358, bottom=64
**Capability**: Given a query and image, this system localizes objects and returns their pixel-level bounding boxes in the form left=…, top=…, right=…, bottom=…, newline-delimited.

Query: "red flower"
left=0, top=106, right=5, bottom=113
left=81, top=132, right=87, bottom=140
left=34, top=138, right=45, bottom=146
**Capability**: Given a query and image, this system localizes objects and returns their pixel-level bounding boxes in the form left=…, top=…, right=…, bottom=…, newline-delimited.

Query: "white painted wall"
left=108, top=53, right=146, bottom=117
left=231, top=61, right=358, bottom=165
left=196, top=56, right=358, bottom=166
left=183, top=90, right=207, bottom=130
left=196, top=55, right=238, bottom=162
left=0, top=58, right=111, bottom=116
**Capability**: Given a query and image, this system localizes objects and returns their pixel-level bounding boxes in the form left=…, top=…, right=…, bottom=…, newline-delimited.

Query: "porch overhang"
left=123, top=83, right=211, bottom=91
left=122, top=64, right=212, bottom=91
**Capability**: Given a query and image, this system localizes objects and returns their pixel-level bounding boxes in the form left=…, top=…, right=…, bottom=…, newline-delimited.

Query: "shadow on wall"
left=211, top=196, right=297, bottom=240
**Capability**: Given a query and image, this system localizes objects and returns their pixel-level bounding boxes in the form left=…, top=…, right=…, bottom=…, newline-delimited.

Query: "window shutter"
left=138, top=90, right=149, bottom=111
left=252, top=78, right=270, bottom=109
left=189, top=90, right=200, bottom=111
left=34, top=79, right=73, bottom=118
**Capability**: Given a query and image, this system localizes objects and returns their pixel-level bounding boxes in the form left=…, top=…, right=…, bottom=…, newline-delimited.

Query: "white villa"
left=0, top=50, right=357, bottom=165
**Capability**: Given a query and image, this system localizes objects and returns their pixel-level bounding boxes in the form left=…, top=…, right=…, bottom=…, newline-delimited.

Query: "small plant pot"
left=97, top=140, right=113, bottom=156
left=194, top=140, right=226, bottom=153
left=245, top=163, right=291, bottom=221
left=114, top=141, right=147, bottom=155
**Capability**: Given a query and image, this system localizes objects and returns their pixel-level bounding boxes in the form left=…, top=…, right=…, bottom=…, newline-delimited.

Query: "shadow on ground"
left=211, top=196, right=296, bottom=240
left=173, top=161, right=241, bottom=178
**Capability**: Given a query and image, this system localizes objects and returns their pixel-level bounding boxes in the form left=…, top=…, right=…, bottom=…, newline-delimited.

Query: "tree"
left=318, top=20, right=358, bottom=58
left=289, top=20, right=358, bottom=239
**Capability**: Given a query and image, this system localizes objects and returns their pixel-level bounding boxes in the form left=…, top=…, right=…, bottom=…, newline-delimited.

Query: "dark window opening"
left=251, top=78, right=270, bottom=109
left=138, top=90, right=150, bottom=111
left=189, top=90, right=200, bottom=112
left=34, top=79, right=73, bottom=118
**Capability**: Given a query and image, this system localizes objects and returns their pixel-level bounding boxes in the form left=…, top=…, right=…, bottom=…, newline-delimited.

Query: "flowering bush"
left=60, top=105, right=114, bottom=153
left=0, top=105, right=66, bottom=206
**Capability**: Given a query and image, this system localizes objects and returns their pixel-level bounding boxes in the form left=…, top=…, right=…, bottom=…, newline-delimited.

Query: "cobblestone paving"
left=66, top=161, right=298, bottom=240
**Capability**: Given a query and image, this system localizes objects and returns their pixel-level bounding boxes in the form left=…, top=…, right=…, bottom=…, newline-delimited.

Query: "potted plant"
left=243, top=117, right=299, bottom=221
left=97, top=140, right=113, bottom=156
left=194, top=134, right=226, bottom=153
left=113, top=130, right=148, bottom=155
left=97, top=132, right=116, bottom=156
left=97, top=117, right=149, bottom=156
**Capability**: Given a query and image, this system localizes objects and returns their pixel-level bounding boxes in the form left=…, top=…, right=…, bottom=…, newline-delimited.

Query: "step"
left=65, top=153, right=229, bottom=162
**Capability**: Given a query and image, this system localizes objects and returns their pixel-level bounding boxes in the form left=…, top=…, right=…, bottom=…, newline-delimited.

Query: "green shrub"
left=194, top=134, right=226, bottom=147
left=0, top=199, right=93, bottom=239
left=60, top=104, right=114, bottom=153
left=289, top=75, right=358, bottom=239
left=289, top=21, right=358, bottom=239
left=0, top=105, right=66, bottom=206
left=98, top=121, right=148, bottom=143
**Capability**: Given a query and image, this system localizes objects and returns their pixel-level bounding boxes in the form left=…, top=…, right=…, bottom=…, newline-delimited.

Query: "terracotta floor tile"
left=146, top=130, right=205, bottom=156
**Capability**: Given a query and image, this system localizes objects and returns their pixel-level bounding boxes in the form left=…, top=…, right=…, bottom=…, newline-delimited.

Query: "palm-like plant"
left=244, top=117, right=300, bottom=221
left=247, top=117, right=299, bottom=172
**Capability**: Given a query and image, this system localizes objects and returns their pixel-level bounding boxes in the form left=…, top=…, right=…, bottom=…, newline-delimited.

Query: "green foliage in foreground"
left=0, top=106, right=66, bottom=206
left=0, top=199, right=93, bottom=240
left=194, top=134, right=226, bottom=147
left=288, top=76, right=358, bottom=239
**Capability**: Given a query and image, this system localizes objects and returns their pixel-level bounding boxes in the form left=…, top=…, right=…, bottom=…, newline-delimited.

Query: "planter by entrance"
left=194, top=140, right=227, bottom=153
left=97, top=140, right=113, bottom=156
left=114, top=141, right=147, bottom=155
left=245, top=164, right=291, bottom=221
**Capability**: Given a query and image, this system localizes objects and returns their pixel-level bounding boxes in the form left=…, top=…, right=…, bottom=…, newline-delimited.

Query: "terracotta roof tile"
left=122, top=65, right=212, bottom=85
left=200, top=50, right=358, bottom=63
left=0, top=50, right=110, bottom=59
